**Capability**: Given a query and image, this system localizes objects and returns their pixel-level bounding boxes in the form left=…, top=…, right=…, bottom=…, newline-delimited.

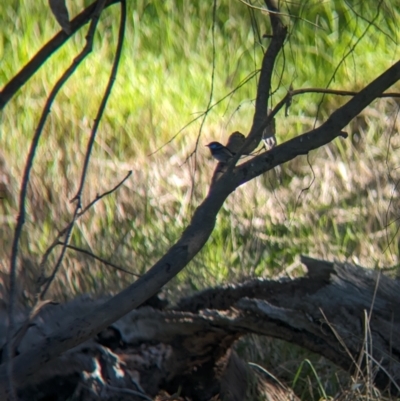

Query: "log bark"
left=1, top=256, right=399, bottom=400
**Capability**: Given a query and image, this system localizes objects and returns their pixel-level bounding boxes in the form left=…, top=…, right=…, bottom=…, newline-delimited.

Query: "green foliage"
left=293, top=359, right=330, bottom=400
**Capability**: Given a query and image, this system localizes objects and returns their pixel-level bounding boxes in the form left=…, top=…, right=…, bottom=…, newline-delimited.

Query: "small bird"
left=263, top=108, right=277, bottom=150
left=226, top=131, right=246, bottom=154
left=206, top=141, right=235, bottom=163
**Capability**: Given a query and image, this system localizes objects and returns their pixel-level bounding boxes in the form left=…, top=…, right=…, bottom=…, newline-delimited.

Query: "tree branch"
left=233, top=59, right=400, bottom=186
left=5, top=1, right=120, bottom=397
left=1, top=0, right=400, bottom=395
left=40, top=0, right=126, bottom=299
left=1, top=58, right=399, bottom=398
left=220, top=0, right=286, bottom=174
left=0, top=0, right=119, bottom=110
left=61, top=243, right=139, bottom=277
left=246, top=0, right=286, bottom=153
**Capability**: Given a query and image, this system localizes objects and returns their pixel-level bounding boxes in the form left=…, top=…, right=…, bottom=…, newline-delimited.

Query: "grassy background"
left=1, top=0, right=400, bottom=398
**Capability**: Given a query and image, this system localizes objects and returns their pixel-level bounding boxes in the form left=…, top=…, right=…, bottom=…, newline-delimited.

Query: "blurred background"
left=0, top=0, right=400, bottom=313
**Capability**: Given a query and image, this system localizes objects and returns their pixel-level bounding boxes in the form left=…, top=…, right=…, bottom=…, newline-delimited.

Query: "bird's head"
left=206, top=141, right=224, bottom=150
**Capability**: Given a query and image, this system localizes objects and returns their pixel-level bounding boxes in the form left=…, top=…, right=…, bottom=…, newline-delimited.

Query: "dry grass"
left=2, top=97, right=399, bottom=300
left=1, top=1, right=400, bottom=399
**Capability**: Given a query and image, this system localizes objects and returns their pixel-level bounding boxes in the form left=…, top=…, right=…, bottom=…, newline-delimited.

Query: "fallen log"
left=1, top=256, right=398, bottom=400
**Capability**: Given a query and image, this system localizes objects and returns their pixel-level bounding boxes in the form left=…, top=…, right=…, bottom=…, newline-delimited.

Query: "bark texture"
left=1, top=256, right=399, bottom=400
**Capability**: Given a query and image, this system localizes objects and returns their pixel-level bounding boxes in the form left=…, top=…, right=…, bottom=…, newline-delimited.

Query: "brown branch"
left=61, top=243, right=140, bottom=277
left=0, top=58, right=399, bottom=398
left=71, top=0, right=125, bottom=205
left=246, top=0, right=286, bottom=152
left=78, top=170, right=132, bottom=216
left=37, top=171, right=132, bottom=290
left=289, top=87, right=400, bottom=98
left=5, top=1, right=119, bottom=397
left=220, top=0, right=286, bottom=176
left=0, top=0, right=119, bottom=110
left=8, top=170, right=132, bottom=383
left=234, top=60, right=400, bottom=186
left=265, top=86, right=400, bottom=133
left=39, top=0, right=124, bottom=300
left=10, top=257, right=400, bottom=398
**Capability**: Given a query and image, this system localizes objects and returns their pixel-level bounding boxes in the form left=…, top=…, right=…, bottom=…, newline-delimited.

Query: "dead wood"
left=1, top=256, right=398, bottom=400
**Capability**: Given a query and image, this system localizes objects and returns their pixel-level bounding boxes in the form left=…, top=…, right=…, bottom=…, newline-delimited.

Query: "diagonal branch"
left=234, top=60, right=400, bottom=186
left=0, top=0, right=119, bottom=110
left=0, top=58, right=399, bottom=398
left=60, top=243, right=139, bottom=277
left=5, top=1, right=119, bottom=397
left=40, top=0, right=126, bottom=300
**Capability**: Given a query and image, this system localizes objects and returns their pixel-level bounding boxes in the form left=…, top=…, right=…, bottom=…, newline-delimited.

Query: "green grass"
left=1, top=0, right=400, bottom=295
left=1, top=2, right=400, bottom=397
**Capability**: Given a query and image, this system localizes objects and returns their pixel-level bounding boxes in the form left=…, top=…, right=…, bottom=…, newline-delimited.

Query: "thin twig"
left=0, top=0, right=119, bottom=110
left=38, top=170, right=132, bottom=286
left=13, top=170, right=132, bottom=364
left=39, top=207, right=80, bottom=300
left=78, top=170, right=132, bottom=218
left=72, top=0, right=125, bottom=205
left=288, top=87, right=400, bottom=98
left=238, top=0, right=323, bottom=29
left=60, top=243, right=140, bottom=277
left=188, top=0, right=218, bottom=203
left=314, top=1, right=383, bottom=125
left=40, top=0, right=127, bottom=299
left=5, top=1, right=114, bottom=397
left=160, top=70, right=259, bottom=160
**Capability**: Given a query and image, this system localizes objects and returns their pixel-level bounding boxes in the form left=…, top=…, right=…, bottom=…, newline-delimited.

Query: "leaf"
left=48, top=0, right=71, bottom=35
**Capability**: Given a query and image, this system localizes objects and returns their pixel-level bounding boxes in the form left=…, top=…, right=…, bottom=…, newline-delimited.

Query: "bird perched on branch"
left=206, top=142, right=235, bottom=163
left=263, top=108, right=277, bottom=150
left=226, top=131, right=246, bottom=154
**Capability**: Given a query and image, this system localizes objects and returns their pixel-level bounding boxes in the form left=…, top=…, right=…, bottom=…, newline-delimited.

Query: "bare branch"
left=0, top=58, right=399, bottom=397
left=38, top=170, right=132, bottom=290
left=48, top=0, right=71, bottom=34
left=287, top=87, right=400, bottom=99
left=5, top=0, right=124, bottom=395
left=78, top=171, right=132, bottom=216
left=0, top=0, right=119, bottom=110
left=235, top=60, right=400, bottom=186
left=61, top=243, right=140, bottom=277
left=40, top=0, right=114, bottom=299
left=246, top=0, right=286, bottom=153
left=215, top=0, right=286, bottom=181
left=7, top=170, right=132, bottom=380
